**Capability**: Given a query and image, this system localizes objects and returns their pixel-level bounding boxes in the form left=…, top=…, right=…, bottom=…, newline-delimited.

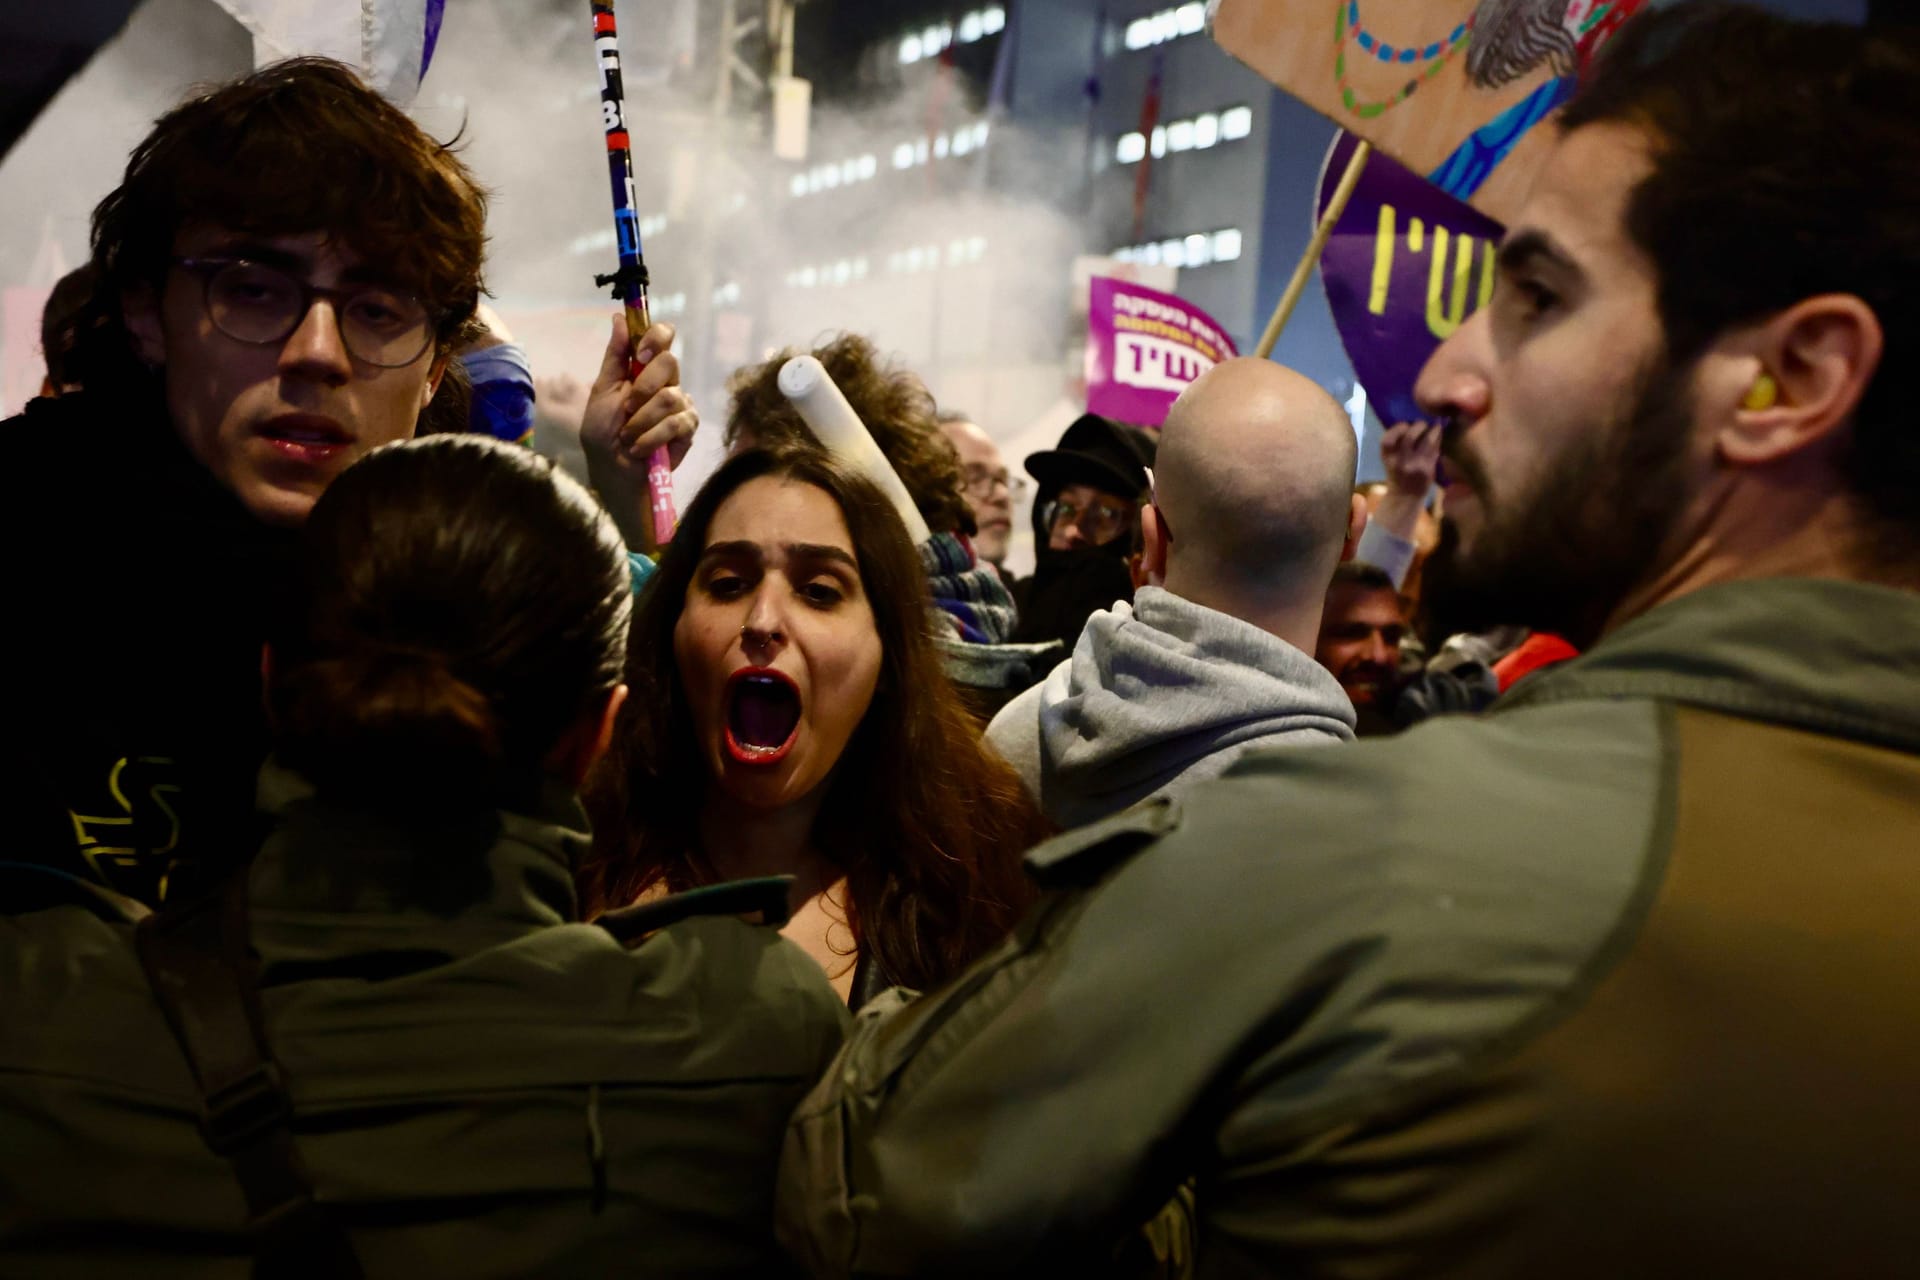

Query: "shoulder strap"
left=134, top=875, right=365, bottom=1280
left=595, top=874, right=796, bottom=945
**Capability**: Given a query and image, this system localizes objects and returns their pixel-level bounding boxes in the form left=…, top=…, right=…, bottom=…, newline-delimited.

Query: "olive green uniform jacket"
left=1, top=767, right=849, bottom=1278
left=776, top=578, right=1920, bottom=1277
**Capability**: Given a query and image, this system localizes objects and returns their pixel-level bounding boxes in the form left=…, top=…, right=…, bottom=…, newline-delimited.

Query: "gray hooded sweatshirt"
left=985, top=586, right=1357, bottom=828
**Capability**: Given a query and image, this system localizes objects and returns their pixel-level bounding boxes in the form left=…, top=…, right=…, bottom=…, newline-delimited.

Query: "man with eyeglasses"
left=4, top=58, right=691, bottom=907
left=938, top=412, right=1025, bottom=572
left=1009, top=412, right=1157, bottom=653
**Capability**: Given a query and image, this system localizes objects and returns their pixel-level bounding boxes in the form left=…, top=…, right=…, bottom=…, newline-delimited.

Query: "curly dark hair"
left=580, top=445, right=1049, bottom=991
left=75, top=56, right=488, bottom=389
left=723, top=333, right=976, bottom=538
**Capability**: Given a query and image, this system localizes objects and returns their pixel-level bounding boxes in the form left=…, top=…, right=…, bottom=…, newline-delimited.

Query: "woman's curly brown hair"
left=723, top=333, right=976, bottom=538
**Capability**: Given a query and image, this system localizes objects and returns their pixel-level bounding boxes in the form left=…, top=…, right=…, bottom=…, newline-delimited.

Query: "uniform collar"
left=1500, top=578, right=1920, bottom=754
left=245, top=762, right=591, bottom=968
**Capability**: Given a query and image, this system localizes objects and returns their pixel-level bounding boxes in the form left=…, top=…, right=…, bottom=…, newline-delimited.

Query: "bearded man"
left=775, top=6, right=1920, bottom=1275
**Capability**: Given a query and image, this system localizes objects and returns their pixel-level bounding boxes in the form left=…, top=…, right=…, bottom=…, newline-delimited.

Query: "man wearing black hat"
left=1009, top=413, right=1157, bottom=653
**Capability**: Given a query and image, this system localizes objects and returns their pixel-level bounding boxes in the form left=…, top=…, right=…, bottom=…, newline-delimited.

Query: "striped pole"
left=590, top=0, right=676, bottom=550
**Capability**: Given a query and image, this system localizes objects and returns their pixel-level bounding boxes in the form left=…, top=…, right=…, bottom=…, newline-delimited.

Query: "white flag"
left=210, top=0, right=441, bottom=106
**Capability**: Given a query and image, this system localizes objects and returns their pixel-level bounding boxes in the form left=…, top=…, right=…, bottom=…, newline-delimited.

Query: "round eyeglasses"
left=962, top=464, right=1029, bottom=502
left=174, top=257, right=437, bottom=369
left=1042, top=495, right=1135, bottom=543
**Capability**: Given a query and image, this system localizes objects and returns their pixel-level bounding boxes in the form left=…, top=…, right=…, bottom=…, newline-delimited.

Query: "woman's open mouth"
left=724, top=667, right=802, bottom=765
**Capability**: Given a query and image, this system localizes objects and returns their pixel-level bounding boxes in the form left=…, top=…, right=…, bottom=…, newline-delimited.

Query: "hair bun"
left=273, top=648, right=504, bottom=806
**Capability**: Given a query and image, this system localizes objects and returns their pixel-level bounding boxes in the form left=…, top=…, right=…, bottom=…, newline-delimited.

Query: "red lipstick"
left=723, top=666, right=802, bottom=766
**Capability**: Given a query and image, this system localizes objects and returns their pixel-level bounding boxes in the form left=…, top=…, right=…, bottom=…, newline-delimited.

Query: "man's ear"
left=1715, top=294, right=1883, bottom=467
left=122, top=283, right=166, bottom=367
left=1342, top=492, right=1369, bottom=558
left=1140, top=503, right=1171, bottom=587
left=423, top=352, right=452, bottom=409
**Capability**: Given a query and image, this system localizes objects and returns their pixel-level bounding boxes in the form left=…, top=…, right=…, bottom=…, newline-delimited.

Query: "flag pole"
left=589, top=0, right=676, bottom=552
left=1254, top=138, right=1371, bottom=359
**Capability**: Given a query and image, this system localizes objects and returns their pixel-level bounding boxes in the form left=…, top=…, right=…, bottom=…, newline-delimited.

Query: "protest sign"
left=1211, top=0, right=1650, bottom=223
left=1316, top=129, right=1505, bottom=425
left=1085, top=276, right=1238, bottom=428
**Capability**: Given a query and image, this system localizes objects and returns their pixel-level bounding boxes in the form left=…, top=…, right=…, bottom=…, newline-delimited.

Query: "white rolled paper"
left=777, top=355, right=932, bottom=545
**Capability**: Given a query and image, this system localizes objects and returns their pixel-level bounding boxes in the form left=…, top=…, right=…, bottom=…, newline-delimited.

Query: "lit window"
left=916, top=138, right=930, bottom=163
left=900, top=35, right=922, bottom=64
left=1193, top=113, right=1219, bottom=148
left=893, top=142, right=915, bottom=169
left=859, top=154, right=877, bottom=179
left=822, top=165, right=840, bottom=189
left=1150, top=126, right=1167, bottom=158
left=983, top=6, right=1005, bottom=34
left=968, top=236, right=987, bottom=260
left=1141, top=241, right=1162, bottom=266
left=1214, top=228, right=1243, bottom=261
left=959, top=11, right=983, bottom=42
left=1116, top=131, right=1146, bottom=164
left=854, top=258, right=870, bottom=279
left=1167, top=120, right=1195, bottom=152
left=953, top=128, right=973, bottom=156
left=834, top=260, right=851, bottom=285
left=800, top=267, right=818, bottom=287
left=1184, top=232, right=1211, bottom=266
left=1220, top=105, right=1252, bottom=140
left=935, top=132, right=951, bottom=159
left=1122, top=4, right=1207, bottom=51
left=1159, top=238, right=1183, bottom=266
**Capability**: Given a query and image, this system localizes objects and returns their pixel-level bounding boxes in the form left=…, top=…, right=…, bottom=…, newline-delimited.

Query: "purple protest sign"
left=1317, top=130, right=1506, bottom=427
left=1084, top=276, right=1239, bottom=428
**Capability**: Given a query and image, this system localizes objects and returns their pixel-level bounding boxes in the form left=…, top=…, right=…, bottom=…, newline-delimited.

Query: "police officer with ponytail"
left=1, top=437, right=845, bottom=1277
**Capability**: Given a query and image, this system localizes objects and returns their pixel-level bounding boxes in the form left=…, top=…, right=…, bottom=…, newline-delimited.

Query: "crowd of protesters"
left=4, top=3, right=1920, bottom=1276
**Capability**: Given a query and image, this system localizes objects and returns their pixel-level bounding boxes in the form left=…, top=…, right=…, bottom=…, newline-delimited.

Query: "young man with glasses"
left=4, top=58, right=690, bottom=906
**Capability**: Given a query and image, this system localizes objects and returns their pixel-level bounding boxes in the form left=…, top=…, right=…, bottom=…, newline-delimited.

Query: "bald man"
left=984, top=358, right=1361, bottom=827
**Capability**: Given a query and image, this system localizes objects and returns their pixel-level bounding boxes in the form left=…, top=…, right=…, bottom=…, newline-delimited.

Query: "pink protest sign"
left=1084, top=276, right=1238, bottom=428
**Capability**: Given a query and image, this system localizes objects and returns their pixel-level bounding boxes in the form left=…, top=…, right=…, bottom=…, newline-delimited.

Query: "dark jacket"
left=0, top=764, right=849, bottom=1278
left=5, top=386, right=293, bottom=905
left=777, top=577, right=1920, bottom=1277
